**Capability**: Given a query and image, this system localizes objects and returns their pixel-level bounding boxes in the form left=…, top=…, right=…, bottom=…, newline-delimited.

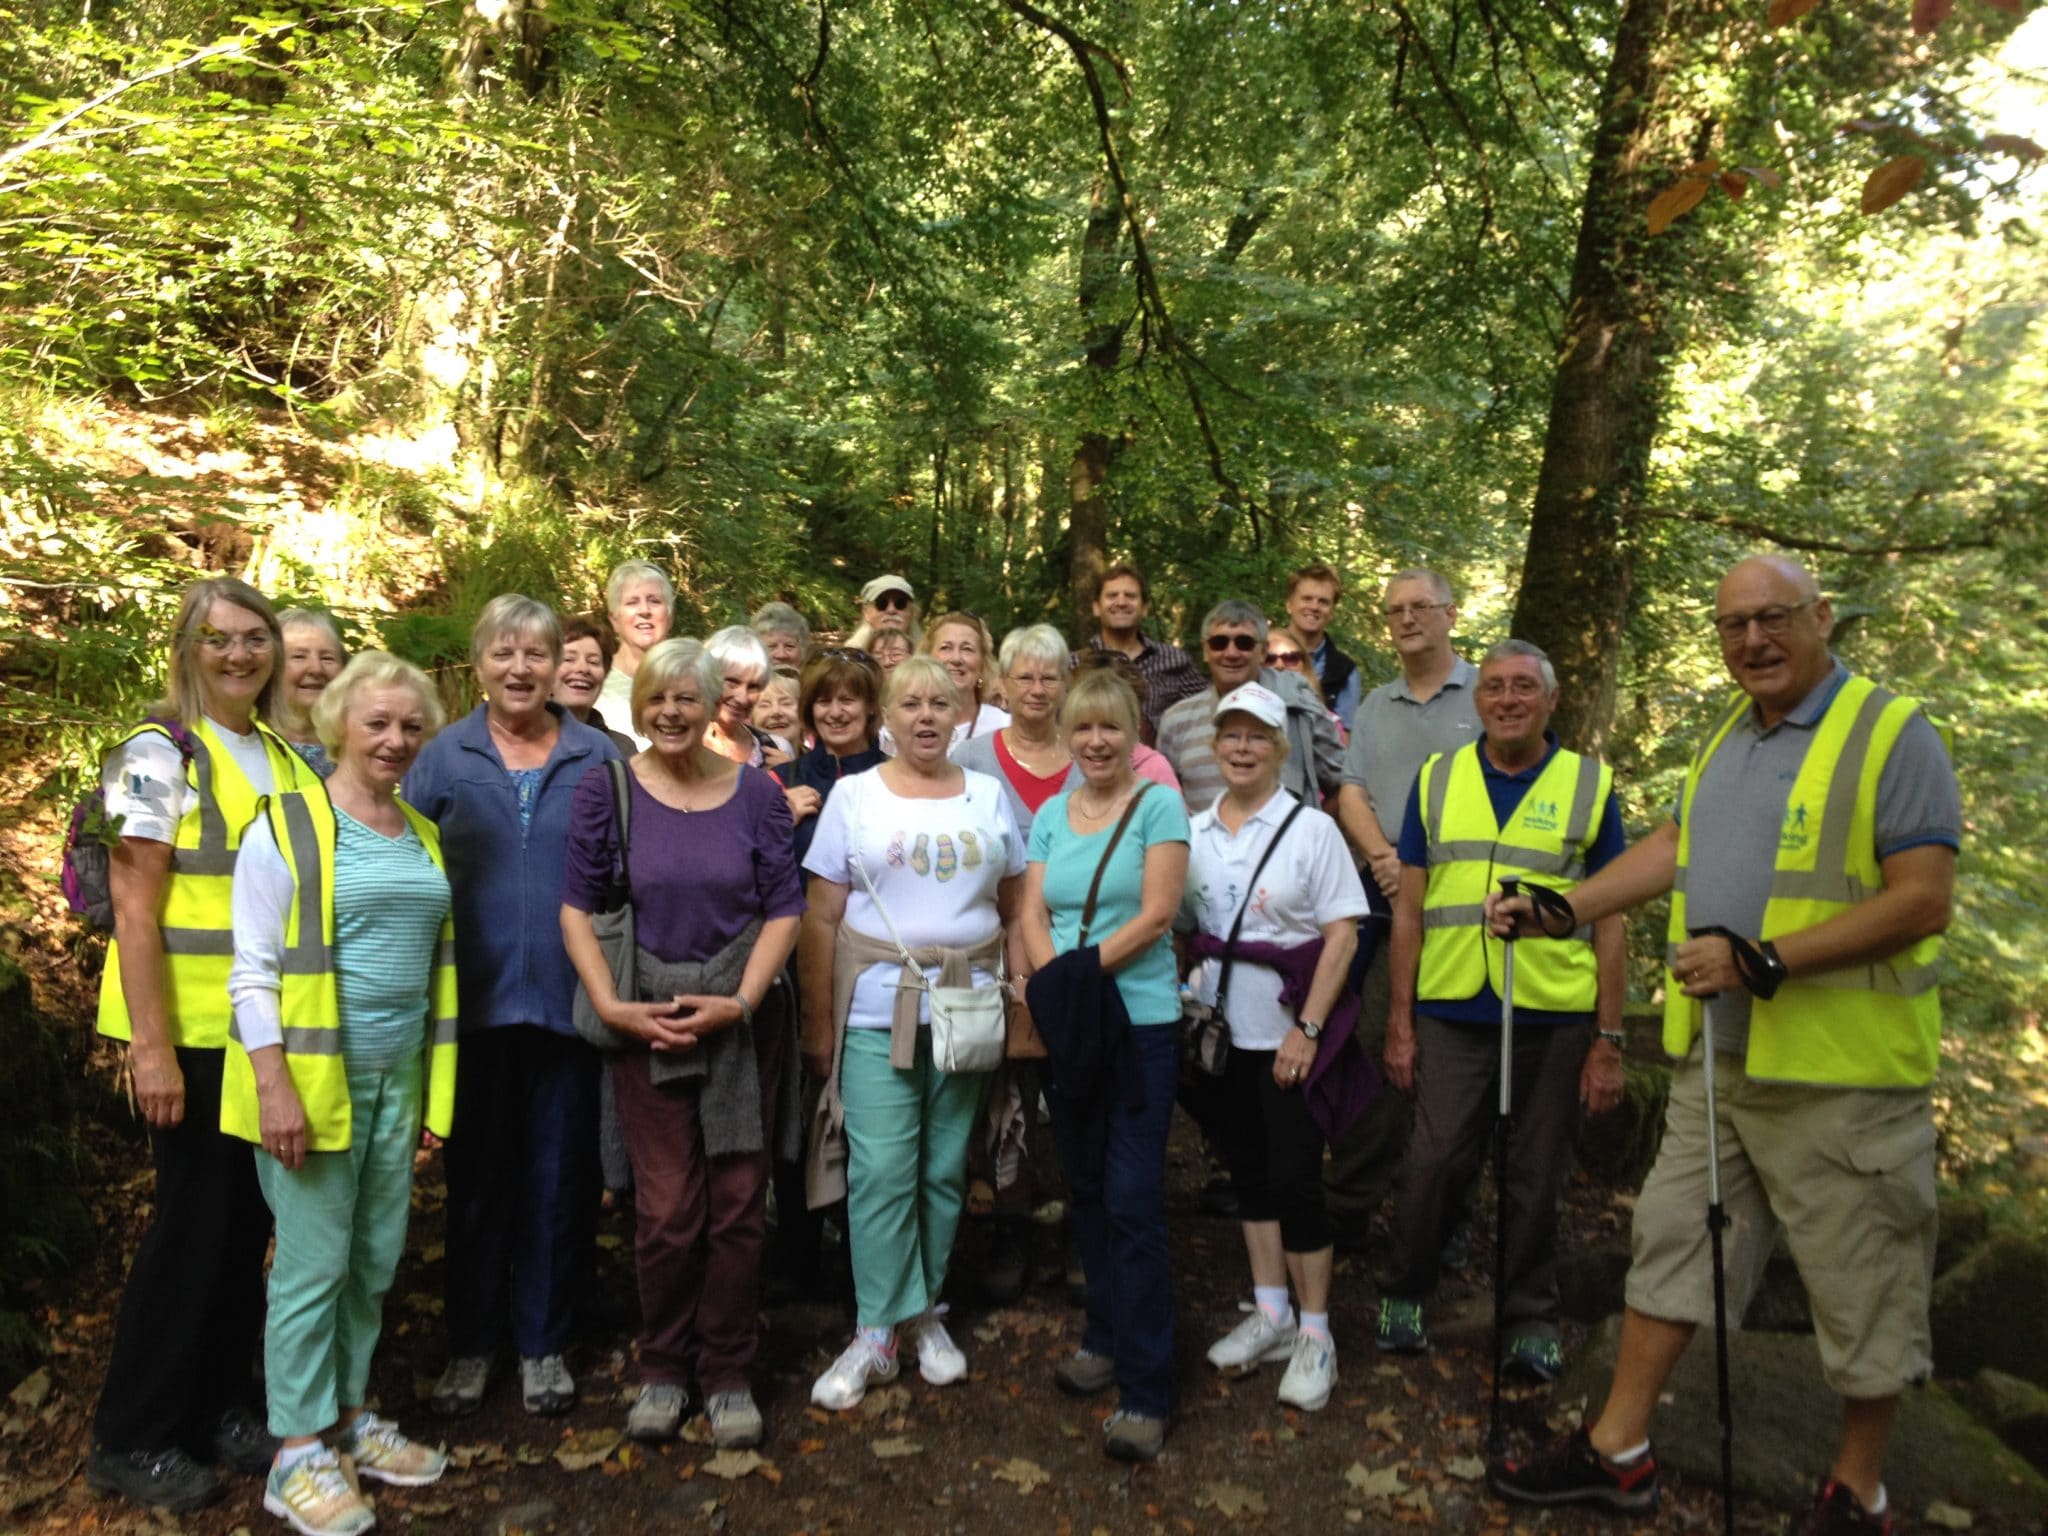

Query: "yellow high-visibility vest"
left=219, top=783, right=459, bottom=1148
left=1416, top=742, right=1612, bottom=1011
left=97, top=718, right=305, bottom=1049
left=1664, top=675, right=1942, bottom=1088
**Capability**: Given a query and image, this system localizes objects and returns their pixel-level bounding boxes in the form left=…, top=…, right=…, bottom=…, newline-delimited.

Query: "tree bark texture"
left=1066, top=180, right=1126, bottom=640
left=1511, top=0, right=1681, bottom=752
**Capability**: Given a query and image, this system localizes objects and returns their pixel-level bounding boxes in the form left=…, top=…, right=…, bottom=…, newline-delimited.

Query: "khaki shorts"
left=1626, top=1046, right=1937, bottom=1399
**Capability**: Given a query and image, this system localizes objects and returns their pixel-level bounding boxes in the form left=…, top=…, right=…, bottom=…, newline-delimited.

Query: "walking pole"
left=1689, top=929, right=1739, bottom=1536
left=1487, top=878, right=1520, bottom=1457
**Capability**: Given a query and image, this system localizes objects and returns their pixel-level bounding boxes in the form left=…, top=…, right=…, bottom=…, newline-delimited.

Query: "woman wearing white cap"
left=846, top=575, right=921, bottom=651
left=1182, top=683, right=1366, bottom=1414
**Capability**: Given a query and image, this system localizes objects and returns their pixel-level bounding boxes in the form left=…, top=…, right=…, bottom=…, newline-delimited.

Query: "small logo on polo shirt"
left=1779, top=801, right=1811, bottom=853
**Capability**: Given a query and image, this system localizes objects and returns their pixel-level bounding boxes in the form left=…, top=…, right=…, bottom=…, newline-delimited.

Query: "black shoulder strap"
left=607, top=758, right=633, bottom=893
left=1078, top=782, right=1150, bottom=948
left=1216, top=800, right=1307, bottom=1007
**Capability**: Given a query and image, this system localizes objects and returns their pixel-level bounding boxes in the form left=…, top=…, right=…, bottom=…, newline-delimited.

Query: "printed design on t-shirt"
left=123, top=769, right=177, bottom=817
left=934, top=834, right=958, bottom=881
left=911, top=833, right=931, bottom=875
left=958, top=829, right=982, bottom=868
left=886, top=831, right=908, bottom=867
left=1247, top=883, right=1274, bottom=923
left=866, top=826, right=1009, bottom=883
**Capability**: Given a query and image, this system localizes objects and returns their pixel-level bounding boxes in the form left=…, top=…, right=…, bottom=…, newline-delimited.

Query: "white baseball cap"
left=860, top=574, right=915, bottom=604
left=1214, top=681, right=1286, bottom=731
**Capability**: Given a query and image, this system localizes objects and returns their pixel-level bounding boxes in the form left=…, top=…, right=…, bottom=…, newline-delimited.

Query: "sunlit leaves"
left=1648, top=176, right=1712, bottom=234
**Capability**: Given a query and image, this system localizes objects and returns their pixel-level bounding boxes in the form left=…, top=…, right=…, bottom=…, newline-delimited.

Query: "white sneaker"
left=905, top=1312, right=967, bottom=1386
left=810, top=1334, right=900, bottom=1410
left=1276, top=1329, right=1338, bottom=1411
left=625, top=1383, right=687, bottom=1443
left=1206, top=1305, right=1296, bottom=1374
left=263, top=1447, right=375, bottom=1536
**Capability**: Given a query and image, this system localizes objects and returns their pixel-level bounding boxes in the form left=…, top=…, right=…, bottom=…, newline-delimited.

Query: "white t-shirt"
left=879, top=702, right=1012, bottom=757
left=803, top=767, right=1026, bottom=1031
left=597, top=668, right=649, bottom=752
left=101, top=716, right=278, bottom=844
left=1183, top=789, right=1369, bottom=1051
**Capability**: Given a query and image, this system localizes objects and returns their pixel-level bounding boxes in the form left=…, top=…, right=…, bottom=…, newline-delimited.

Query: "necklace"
left=1072, top=786, right=1128, bottom=823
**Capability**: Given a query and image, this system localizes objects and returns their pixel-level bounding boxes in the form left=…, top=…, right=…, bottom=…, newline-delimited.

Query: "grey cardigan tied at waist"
left=831, top=924, right=1005, bottom=1069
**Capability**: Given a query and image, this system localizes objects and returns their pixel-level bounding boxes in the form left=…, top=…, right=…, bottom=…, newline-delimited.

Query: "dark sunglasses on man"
left=872, top=591, right=912, bottom=612
left=1205, top=633, right=1260, bottom=653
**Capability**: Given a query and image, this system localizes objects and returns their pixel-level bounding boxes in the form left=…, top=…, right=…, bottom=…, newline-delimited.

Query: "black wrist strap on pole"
left=1525, top=882, right=1578, bottom=939
left=1687, top=924, right=1778, bottom=998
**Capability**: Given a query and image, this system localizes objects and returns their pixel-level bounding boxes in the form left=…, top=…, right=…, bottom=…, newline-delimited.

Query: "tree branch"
left=1637, top=506, right=1999, bottom=555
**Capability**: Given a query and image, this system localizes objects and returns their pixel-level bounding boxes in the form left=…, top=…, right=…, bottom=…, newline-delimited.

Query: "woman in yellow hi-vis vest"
left=222, top=652, right=459, bottom=1536
left=87, top=578, right=307, bottom=1516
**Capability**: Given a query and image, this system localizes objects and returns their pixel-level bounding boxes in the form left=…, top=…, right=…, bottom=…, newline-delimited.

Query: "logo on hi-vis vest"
left=1779, top=801, right=1811, bottom=853
left=1521, top=797, right=1561, bottom=833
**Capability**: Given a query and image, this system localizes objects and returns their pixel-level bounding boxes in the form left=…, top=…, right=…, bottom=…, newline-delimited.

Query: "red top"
left=994, top=732, right=1071, bottom=816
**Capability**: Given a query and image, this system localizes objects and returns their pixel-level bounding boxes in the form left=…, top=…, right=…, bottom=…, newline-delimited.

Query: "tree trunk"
left=1510, top=0, right=1680, bottom=752
left=1066, top=179, right=1126, bottom=639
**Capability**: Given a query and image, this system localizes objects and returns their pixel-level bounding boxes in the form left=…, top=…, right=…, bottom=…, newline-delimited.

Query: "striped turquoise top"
left=333, top=806, right=452, bottom=1072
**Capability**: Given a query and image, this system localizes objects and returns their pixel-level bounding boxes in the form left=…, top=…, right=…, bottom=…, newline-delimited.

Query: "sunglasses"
left=1206, top=633, right=1261, bottom=653
left=819, top=646, right=882, bottom=670
left=871, top=591, right=912, bottom=611
left=1266, top=649, right=1305, bottom=667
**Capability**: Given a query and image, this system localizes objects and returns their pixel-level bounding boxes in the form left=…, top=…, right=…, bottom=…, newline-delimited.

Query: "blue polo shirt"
left=1398, top=735, right=1627, bottom=1028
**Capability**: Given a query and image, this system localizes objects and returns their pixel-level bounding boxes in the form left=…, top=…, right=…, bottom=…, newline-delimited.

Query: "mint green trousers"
left=254, top=1059, right=420, bottom=1437
left=841, top=1029, right=987, bottom=1330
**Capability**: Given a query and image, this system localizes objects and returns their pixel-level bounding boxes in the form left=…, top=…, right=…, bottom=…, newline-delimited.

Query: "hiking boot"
left=429, top=1355, right=489, bottom=1417
left=1501, top=1334, right=1564, bottom=1384
left=86, top=1445, right=221, bottom=1513
left=213, top=1405, right=280, bottom=1476
left=519, top=1354, right=577, bottom=1417
left=262, top=1447, right=375, bottom=1536
left=1374, top=1297, right=1427, bottom=1353
left=1053, top=1349, right=1115, bottom=1398
left=705, top=1389, right=764, bottom=1449
left=906, top=1312, right=968, bottom=1386
left=341, top=1411, right=446, bottom=1486
left=981, top=1214, right=1031, bottom=1304
left=1487, top=1426, right=1660, bottom=1513
left=625, top=1383, right=687, bottom=1443
left=1275, top=1330, right=1338, bottom=1412
left=1206, top=1306, right=1296, bottom=1374
left=1804, top=1477, right=1894, bottom=1536
left=1102, top=1408, right=1166, bottom=1462
left=811, top=1334, right=900, bottom=1411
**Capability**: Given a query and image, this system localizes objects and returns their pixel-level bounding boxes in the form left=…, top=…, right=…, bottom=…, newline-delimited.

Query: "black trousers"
left=1220, top=1046, right=1332, bottom=1253
left=93, top=1046, right=272, bottom=1454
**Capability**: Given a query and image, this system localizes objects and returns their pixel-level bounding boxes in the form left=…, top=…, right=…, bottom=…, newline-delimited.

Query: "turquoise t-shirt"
left=1028, top=785, right=1190, bottom=1026
left=333, top=807, right=452, bottom=1071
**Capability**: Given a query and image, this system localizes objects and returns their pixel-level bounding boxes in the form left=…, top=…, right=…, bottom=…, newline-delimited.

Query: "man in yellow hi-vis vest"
left=1375, top=639, right=1628, bottom=1379
left=1489, top=557, right=1960, bottom=1536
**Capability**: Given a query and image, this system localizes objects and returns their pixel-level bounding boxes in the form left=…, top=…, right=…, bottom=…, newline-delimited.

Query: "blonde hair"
left=157, top=577, right=285, bottom=728
left=313, top=651, right=445, bottom=754
left=1060, top=667, right=1140, bottom=740
left=919, top=611, right=997, bottom=705
left=631, top=637, right=723, bottom=732
left=883, top=654, right=963, bottom=715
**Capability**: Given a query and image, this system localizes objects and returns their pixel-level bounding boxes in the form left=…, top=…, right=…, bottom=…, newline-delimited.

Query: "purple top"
left=562, top=761, right=805, bottom=962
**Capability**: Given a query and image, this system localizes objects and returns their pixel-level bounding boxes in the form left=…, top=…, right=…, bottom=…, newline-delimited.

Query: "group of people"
left=81, top=550, right=1957, bottom=1536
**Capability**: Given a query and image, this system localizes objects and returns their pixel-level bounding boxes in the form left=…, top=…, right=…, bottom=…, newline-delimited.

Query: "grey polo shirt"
left=1677, top=659, right=1961, bottom=1058
left=1339, top=657, right=1481, bottom=842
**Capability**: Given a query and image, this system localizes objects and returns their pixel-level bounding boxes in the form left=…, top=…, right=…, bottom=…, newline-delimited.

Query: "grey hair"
left=1385, top=567, right=1455, bottom=606
left=470, top=594, right=562, bottom=670
left=631, top=637, right=725, bottom=729
left=750, top=601, right=811, bottom=652
left=999, top=623, right=1071, bottom=676
left=276, top=608, right=345, bottom=649
left=606, top=558, right=675, bottom=613
left=1200, top=599, right=1268, bottom=644
left=1483, top=637, right=1557, bottom=693
left=884, top=654, right=964, bottom=715
left=705, top=624, right=772, bottom=683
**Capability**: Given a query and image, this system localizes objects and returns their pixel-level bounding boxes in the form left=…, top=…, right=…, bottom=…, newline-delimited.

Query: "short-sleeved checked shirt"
left=1076, top=632, right=1209, bottom=735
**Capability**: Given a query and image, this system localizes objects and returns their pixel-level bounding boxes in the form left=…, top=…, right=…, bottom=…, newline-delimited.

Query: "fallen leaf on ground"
left=1344, top=1462, right=1408, bottom=1500
left=869, top=1436, right=922, bottom=1459
left=1444, top=1456, right=1486, bottom=1482
left=1195, top=1483, right=1267, bottom=1517
left=1925, top=1505, right=1973, bottom=1532
left=991, top=1457, right=1051, bottom=1494
left=7, top=1371, right=51, bottom=1410
left=1364, top=1408, right=1402, bottom=1440
left=446, top=1444, right=505, bottom=1468
left=552, top=1428, right=623, bottom=1471
left=701, top=1449, right=774, bottom=1481
left=859, top=1385, right=912, bottom=1419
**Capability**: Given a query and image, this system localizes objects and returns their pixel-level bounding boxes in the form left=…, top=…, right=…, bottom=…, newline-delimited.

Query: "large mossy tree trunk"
left=1510, top=0, right=1682, bottom=752
left=1065, top=180, right=1127, bottom=640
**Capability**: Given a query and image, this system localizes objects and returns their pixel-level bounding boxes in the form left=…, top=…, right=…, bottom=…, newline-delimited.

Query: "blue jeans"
left=1048, top=1023, right=1180, bottom=1418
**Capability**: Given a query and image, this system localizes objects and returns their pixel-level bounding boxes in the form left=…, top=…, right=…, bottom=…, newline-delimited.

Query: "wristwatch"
left=1596, top=1029, right=1626, bottom=1049
left=1749, top=940, right=1788, bottom=1000
left=1296, top=1019, right=1324, bottom=1042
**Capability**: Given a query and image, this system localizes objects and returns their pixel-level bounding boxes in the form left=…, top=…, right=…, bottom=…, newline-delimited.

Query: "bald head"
left=1714, top=554, right=1834, bottom=725
left=1719, top=555, right=1821, bottom=610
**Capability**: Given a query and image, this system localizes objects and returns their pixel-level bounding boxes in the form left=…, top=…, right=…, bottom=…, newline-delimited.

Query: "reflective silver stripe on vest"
left=1562, top=754, right=1601, bottom=851
left=434, top=937, right=456, bottom=971
left=1423, top=903, right=1489, bottom=930
left=167, top=732, right=239, bottom=876
left=431, top=1016, right=459, bottom=1047
left=1423, top=750, right=1454, bottom=845
left=160, top=927, right=235, bottom=956
left=1429, top=836, right=1587, bottom=874
left=277, top=795, right=334, bottom=977
left=279, top=1026, right=343, bottom=1055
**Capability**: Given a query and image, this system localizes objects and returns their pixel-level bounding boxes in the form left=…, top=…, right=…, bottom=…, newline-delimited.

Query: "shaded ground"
left=9, top=1101, right=2034, bottom=1536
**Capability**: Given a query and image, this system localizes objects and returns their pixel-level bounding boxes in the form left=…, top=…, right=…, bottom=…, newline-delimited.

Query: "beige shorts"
left=1625, top=1046, right=1937, bottom=1399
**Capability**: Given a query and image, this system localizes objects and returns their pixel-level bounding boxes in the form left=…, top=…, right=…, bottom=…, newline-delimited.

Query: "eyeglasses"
left=195, top=625, right=274, bottom=657
left=1711, top=599, right=1814, bottom=643
left=1384, top=601, right=1448, bottom=621
left=871, top=591, right=912, bottom=612
left=1265, top=649, right=1305, bottom=667
left=1206, top=633, right=1261, bottom=653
